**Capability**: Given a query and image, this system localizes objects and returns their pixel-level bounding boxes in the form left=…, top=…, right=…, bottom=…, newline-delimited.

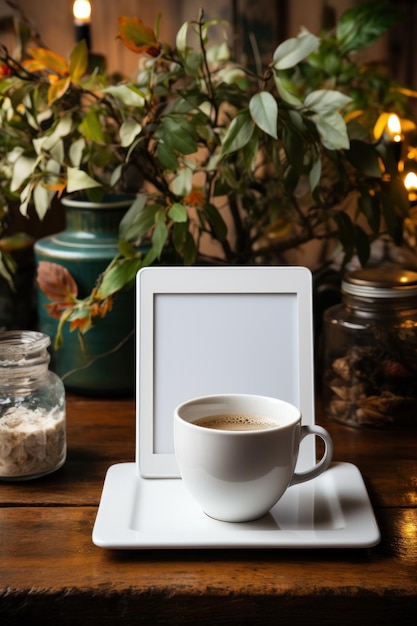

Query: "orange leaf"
left=22, top=58, right=50, bottom=73
left=90, top=297, right=113, bottom=319
left=45, top=302, right=71, bottom=319
left=37, top=261, right=78, bottom=302
left=48, top=77, right=71, bottom=104
left=43, top=181, right=67, bottom=197
left=26, top=47, right=69, bottom=75
left=69, top=316, right=91, bottom=333
left=117, top=16, right=160, bottom=56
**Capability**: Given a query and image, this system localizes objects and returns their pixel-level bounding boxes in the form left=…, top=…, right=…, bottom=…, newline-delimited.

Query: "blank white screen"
left=153, top=293, right=299, bottom=453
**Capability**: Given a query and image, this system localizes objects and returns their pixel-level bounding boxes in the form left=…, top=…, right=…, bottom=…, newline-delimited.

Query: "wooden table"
left=1, top=394, right=416, bottom=625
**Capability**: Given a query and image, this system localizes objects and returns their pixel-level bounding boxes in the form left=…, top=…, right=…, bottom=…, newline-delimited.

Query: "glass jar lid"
left=341, top=268, right=417, bottom=299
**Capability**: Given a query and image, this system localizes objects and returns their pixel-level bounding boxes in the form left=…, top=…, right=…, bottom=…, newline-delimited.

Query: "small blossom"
left=90, top=297, right=113, bottom=319
left=69, top=316, right=91, bottom=333
left=0, top=63, right=13, bottom=78
left=184, top=189, right=205, bottom=207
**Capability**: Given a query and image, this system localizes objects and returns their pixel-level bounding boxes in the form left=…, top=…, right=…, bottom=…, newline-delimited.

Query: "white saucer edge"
left=92, top=461, right=380, bottom=550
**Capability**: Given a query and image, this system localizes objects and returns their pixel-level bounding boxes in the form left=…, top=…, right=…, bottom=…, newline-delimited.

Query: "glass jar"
left=0, top=330, right=66, bottom=479
left=322, top=268, right=417, bottom=428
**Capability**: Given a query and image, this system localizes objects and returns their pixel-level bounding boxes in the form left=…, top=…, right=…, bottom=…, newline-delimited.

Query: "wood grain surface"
left=1, top=394, right=416, bottom=625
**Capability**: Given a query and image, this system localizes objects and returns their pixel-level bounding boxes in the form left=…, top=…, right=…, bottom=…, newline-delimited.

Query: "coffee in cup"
left=193, top=413, right=279, bottom=431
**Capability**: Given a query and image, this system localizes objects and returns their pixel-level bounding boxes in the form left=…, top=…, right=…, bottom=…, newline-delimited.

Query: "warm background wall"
left=1, top=0, right=416, bottom=89
left=1, top=0, right=259, bottom=76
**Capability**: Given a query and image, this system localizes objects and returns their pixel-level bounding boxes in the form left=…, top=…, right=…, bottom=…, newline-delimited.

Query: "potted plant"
left=1, top=1, right=416, bottom=391
left=0, top=20, right=145, bottom=392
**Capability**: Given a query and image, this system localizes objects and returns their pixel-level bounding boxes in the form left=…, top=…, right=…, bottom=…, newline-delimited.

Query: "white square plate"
left=92, top=462, right=380, bottom=549
left=136, top=266, right=315, bottom=478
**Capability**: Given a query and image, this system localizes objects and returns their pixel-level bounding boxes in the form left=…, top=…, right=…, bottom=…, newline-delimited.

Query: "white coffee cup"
left=174, top=394, right=333, bottom=522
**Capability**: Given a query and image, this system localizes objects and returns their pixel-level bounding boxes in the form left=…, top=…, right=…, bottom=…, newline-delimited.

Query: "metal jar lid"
left=341, top=268, right=417, bottom=299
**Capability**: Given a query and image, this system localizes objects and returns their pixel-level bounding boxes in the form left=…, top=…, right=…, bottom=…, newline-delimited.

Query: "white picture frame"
left=136, top=266, right=315, bottom=478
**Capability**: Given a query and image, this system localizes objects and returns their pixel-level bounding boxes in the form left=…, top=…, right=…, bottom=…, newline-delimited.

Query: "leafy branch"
left=1, top=1, right=417, bottom=341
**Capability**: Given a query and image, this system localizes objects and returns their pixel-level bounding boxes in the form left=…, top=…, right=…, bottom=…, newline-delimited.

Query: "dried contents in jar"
left=0, top=330, right=66, bottom=479
left=324, top=343, right=417, bottom=428
left=0, top=405, right=66, bottom=478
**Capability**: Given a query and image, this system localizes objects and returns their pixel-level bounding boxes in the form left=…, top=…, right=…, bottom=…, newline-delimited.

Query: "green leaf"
left=288, top=109, right=306, bottom=133
left=69, top=138, right=86, bottom=167
left=249, top=92, right=278, bottom=139
left=168, top=202, right=188, bottom=223
left=218, top=163, right=240, bottom=190
left=156, top=116, right=198, bottom=154
left=33, top=181, right=54, bottom=220
left=10, top=155, right=36, bottom=192
left=172, top=223, right=197, bottom=264
left=172, top=221, right=188, bottom=253
left=201, top=19, right=228, bottom=43
left=309, top=157, right=322, bottom=192
left=69, top=39, right=88, bottom=82
left=173, top=20, right=205, bottom=69
left=98, top=257, right=143, bottom=297
left=321, top=49, right=343, bottom=77
left=183, top=50, right=204, bottom=77
left=273, top=75, right=302, bottom=106
left=336, top=2, right=402, bottom=54
left=170, top=167, right=193, bottom=196
left=358, top=191, right=380, bottom=234
left=333, top=211, right=355, bottom=261
left=215, top=62, right=247, bottom=88
left=304, top=90, right=352, bottom=114
left=176, top=21, right=191, bottom=54
left=242, top=131, right=260, bottom=172
left=152, top=210, right=168, bottom=258
left=313, top=111, right=350, bottom=150
left=84, top=187, right=106, bottom=203
left=282, top=164, right=300, bottom=196
left=33, top=115, right=72, bottom=153
left=157, top=141, right=179, bottom=171
left=389, top=177, right=410, bottom=217
left=104, top=84, right=146, bottom=107
left=273, top=29, right=319, bottom=69
left=110, top=164, right=123, bottom=188
left=220, top=111, right=254, bottom=157
left=119, top=195, right=155, bottom=241
left=118, top=240, right=140, bottom=258
left=79, top=108, right=105, bottom=143
left=142, top=247, right=158, bottom=267
left=182, top=232, right=197, bottom=265
left=354, top=224, right=371, bottom=267
left=346, top=140, right=382, bottom=178
left=282, top=126, right=304, bottom=170
left=204, top=203, right=228, bottom=241
left=18, top=182, right=32, bottom=218
left=380, top=178, right=409, bottom=243
left=120, top=120, right=142, bottom=147
left=66, top=167, right=102, bottom=193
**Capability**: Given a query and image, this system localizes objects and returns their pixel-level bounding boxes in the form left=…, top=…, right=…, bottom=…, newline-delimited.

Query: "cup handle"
left=290, top=424, right=333, bottom=486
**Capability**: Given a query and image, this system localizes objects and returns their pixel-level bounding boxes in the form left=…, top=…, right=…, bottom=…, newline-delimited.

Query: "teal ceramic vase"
left=34, top=195, right=135, bottom=396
